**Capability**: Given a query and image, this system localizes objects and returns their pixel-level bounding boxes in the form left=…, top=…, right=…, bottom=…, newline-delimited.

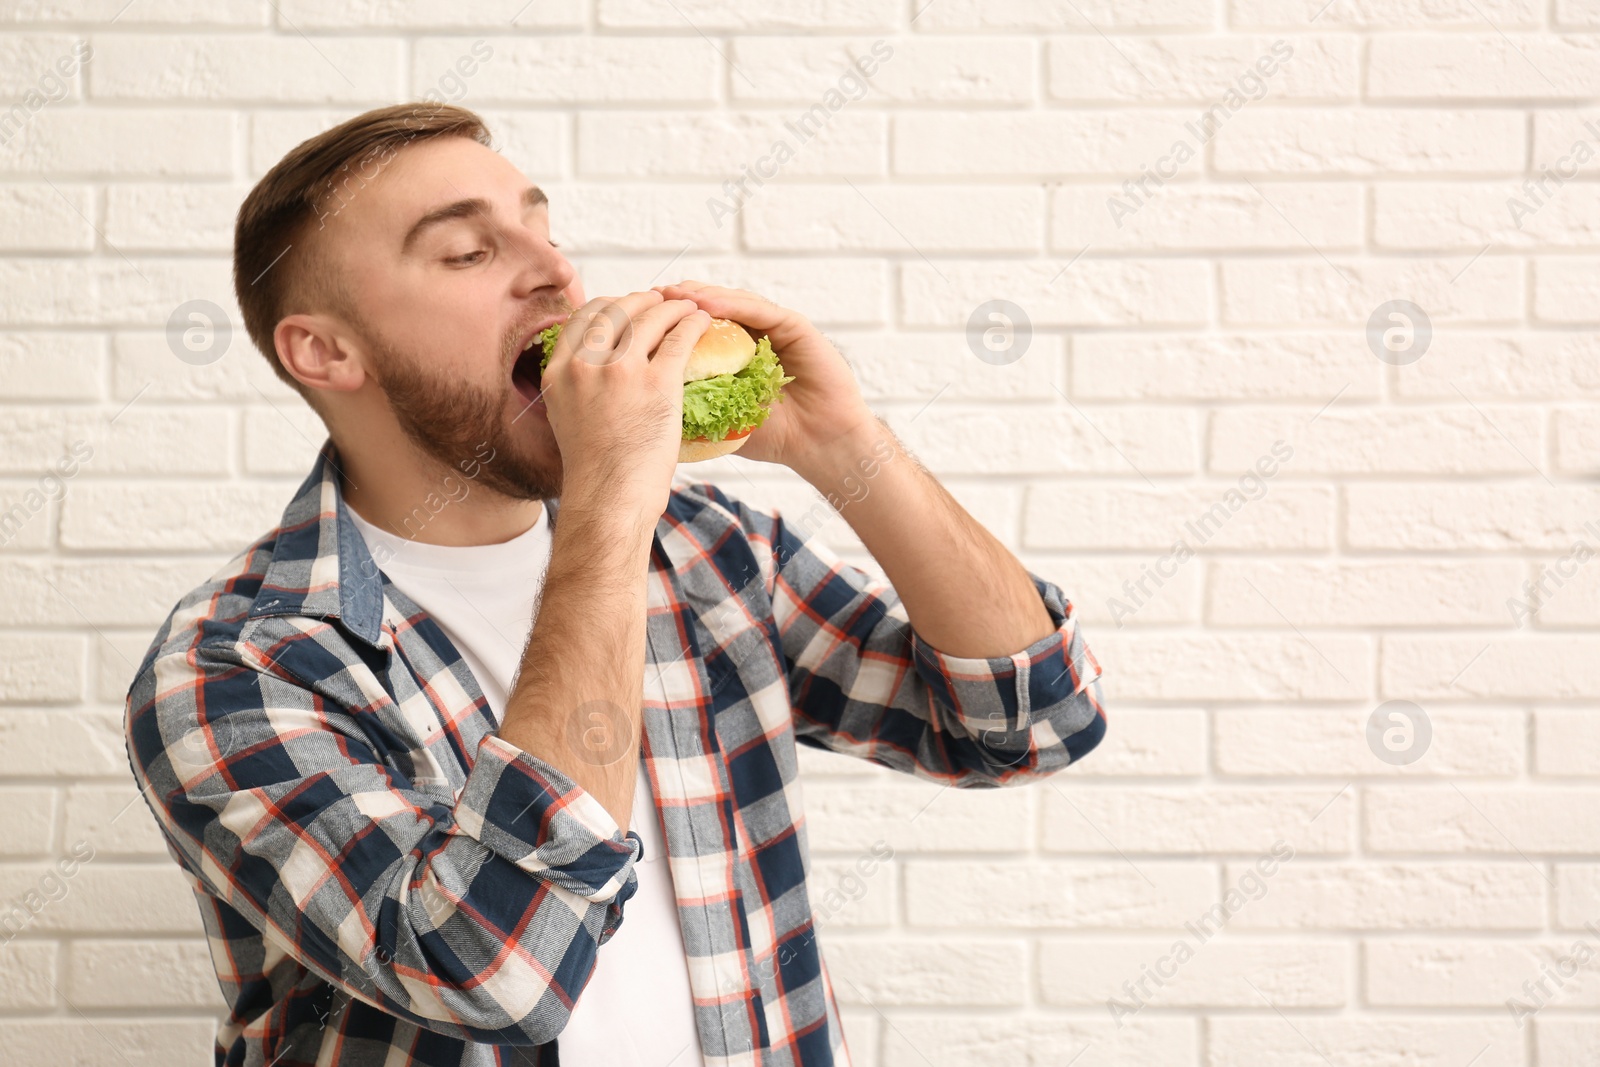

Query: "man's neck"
left=334, top=442, right=545, bottom=549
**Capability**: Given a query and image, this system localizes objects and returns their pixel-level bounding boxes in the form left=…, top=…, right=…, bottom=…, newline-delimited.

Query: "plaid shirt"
left=124, top=440, right=1106, bottom=1067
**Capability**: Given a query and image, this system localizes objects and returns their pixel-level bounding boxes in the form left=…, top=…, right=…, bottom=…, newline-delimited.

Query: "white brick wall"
left=0, top=3, right=1596, bottom=1065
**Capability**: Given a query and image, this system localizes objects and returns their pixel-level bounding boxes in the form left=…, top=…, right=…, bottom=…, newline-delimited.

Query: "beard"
left=362, top=309, right=568, bottom=503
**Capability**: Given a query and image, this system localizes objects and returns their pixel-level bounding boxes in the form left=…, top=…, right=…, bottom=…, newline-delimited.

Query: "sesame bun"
left=678, top=317, right=760, bottom=464
left=682, top=316, right=757, bottom=382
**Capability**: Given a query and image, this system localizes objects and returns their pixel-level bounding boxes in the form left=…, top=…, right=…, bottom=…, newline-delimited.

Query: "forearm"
left=496, top=494, right=654, bottom=830
left=794, top=415, right=1055, bottom=660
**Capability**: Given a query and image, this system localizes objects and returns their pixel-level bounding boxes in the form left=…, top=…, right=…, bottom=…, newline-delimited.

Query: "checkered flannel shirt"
left=124, top=440, right=1107, bottom=1067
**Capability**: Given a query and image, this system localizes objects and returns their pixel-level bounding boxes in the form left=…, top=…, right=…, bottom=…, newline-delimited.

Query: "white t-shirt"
left=346, top=503, right=705, bottom=1067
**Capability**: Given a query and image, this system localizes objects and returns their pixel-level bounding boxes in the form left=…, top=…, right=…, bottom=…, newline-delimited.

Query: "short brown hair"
left=232, top=102, right=492, bottom=401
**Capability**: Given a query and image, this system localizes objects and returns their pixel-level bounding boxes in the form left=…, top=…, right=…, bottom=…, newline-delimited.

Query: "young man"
left=123, top=103, right=1106, bottom=1067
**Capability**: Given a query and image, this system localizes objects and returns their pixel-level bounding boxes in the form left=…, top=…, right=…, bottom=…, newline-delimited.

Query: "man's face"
left=323, top=135, right=582, bottom=501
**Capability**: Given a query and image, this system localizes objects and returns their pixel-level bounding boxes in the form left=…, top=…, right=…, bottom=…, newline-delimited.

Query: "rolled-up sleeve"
left=692, top=480, right=1107, bottom=788
left=125, top=637, right=642, bottom=1047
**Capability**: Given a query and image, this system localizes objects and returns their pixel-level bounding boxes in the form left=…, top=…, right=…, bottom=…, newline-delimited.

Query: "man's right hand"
left=540, top=290, right=710, bottom=523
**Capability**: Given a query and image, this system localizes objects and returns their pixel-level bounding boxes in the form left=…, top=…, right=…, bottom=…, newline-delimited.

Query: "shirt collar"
left=249, top=438, right=567, bottom=649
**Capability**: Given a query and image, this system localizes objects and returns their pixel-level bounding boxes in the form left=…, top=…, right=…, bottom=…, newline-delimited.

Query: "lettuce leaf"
left=537, top=323, right=794, bottom=442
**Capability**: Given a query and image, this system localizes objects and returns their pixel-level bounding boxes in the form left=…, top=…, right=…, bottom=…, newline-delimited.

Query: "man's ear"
left=274, top=314, right=367, bottom=398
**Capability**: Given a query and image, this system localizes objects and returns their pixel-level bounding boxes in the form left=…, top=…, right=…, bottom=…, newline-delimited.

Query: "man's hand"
left=542, top=290, right=710, bottom=522
left=654, top=281, right=877, bottom=479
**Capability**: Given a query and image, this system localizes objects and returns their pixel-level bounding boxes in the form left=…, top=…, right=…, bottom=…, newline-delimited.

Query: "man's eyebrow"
left=400, top=185, right=548, bottom=254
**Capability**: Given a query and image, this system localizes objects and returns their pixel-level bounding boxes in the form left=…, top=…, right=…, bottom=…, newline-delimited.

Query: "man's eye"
left=447, top=250, right=486, bottom=265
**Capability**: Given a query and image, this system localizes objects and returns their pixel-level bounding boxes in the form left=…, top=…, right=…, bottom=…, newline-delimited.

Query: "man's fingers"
left=648, top=309, right=712, bottom=383
left=614, top=298, right=701, bottom=367
left=657, top=283, right=786, bottom=333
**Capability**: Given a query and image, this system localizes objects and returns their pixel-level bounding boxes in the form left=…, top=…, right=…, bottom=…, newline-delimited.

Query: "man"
left=124, top=102, right=1106, bottom=1067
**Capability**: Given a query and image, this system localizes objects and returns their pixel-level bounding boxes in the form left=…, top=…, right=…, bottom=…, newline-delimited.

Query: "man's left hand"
left=654, top=281, right=878, bottom=478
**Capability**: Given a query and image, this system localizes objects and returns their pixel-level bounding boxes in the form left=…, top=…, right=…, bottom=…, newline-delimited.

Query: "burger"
left=534, top=315, right=795, bottom=463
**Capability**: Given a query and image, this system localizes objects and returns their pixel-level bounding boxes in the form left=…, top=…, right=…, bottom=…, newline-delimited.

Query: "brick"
left=0, top=257, right=237, bottom=327
left=1530, top=549, right=1600, bottom=627
left=746, top=184, right=1042, bottom=253
left=807, top=855, right=896, bottom=930
left=0, top=107, right=232, bottom=178
left=1214, top=108, right=1526, bottom=174
left=0, top=633, right=83, bottom=703
left=1215, top=708, right=1523, bottom=777
left=1346, top=485, right=1600, bottom=552
left=60, top=480, right=292, bottom=550
left=830, top=329, right=1062, bottom=403
left=72, top=406, right=231, bottom=475
left=1207, top=1016, right=1522, bottom=1067
left=826, top=939, right=1026, bottom=1005
left=1533, top=107, right=1600, bottom=164
left=1225, top=861, right=1544, bottom=930
left=921, top=0, right=1212, bottom=28
left=0, top=788, right=53, bottom=854
left=1024, top=483, right=1334, bottom=551
left=0, top=556, right=219, bottom=630
left=280, top=0, right=582, bottom=27
left=902, top=260, right=1209, bottom=328
left=1211, top=406, right=1542, bottom=475
left=887, top=406, right=1196, bottom=476
left=804, top=780, right=1031, bottom=853
left=893, top=111, right=1199, bottom=177
left=1073, top=332, right=1381, bottom=401
left=113, top=330, right=302, bottom=403
left=1026, top=555, right=1201, bottom=629
left=1383, top=636, right=1600, bottom=699
left=1048, top=35, right=1358, bottom=102
left=1537, top=711, right=1600, bottom=776
left=906, top=859, right=1214, bottom=928
left=0, top=1, right=266, bottom=23
left=89, top=34, right=402, bottom=102
left=96, top=631, right=161, bottom=705
left=1539, top=1019, right=1600, bottom=1067
left=581, top=256, right=887, bottom=325
left=1058, top=182, right=1361, bottom=252
left=1040, top=785, right=1355, bottom=853
left=1208, top=560, right=1522, bottom=628
left=0, top=864, right=202, bottom=934
left=242, top=404, right=326, bottom=475
left=66, top=939, right=225, bottom=1008
left=1094, top=632, right=1370, bottom=701
left=0, top=33, right=83, bottom=97
left=103, top=182, right=245, bottom=251
left=1376, top=182, right=1600, bottom=250
left=1556, top=864, right=1600, bottom=927
left=63, top=785, right=166, bottom=856
left=412, top=37, right=716, bottom=104
left=0, top=482, right=52, bottom=550
left=1366, top=939, right=1600, bottom=1006
left=1395, top=331, right=1600, bottom=398
left=1370, top=34, right=1600, bottom=100
left=1231, top=0, right=1540, bottom=26
left=1366, top=785, right=1600, bottom=853
left=599, top=0, right=898, bottom=28
left=0, top=710, right=128, bottom=777
left=0, top=1020, right=217, bottom=1067
left=0, top=182, right=92, bottom=250
left=547, top=182, right=734, bottom=253
left=1555, top=408, right=1600, bottom=474
left=0, top=943, right=56, bottom=1010
left=732, top=37, right=1032, bottom=103
left=578, top=111, right=884, bottom=179
left=1221, top=257, right=1523, bottom=325
left=880, top=1015, right=1196, bottom=1067
left=1045, top=707, right=1206, bottom=776
left=1536, top=257, right=1600, bottom=322
left=0, top=331, right=100, bottom=399
left=1038, top=938, right=1347, bottom=1007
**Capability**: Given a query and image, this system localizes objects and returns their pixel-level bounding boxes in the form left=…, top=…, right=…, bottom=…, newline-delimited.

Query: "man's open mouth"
left=511, top=316, right=563, bottom=408
left=511, top=345, right=542, bottom=406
